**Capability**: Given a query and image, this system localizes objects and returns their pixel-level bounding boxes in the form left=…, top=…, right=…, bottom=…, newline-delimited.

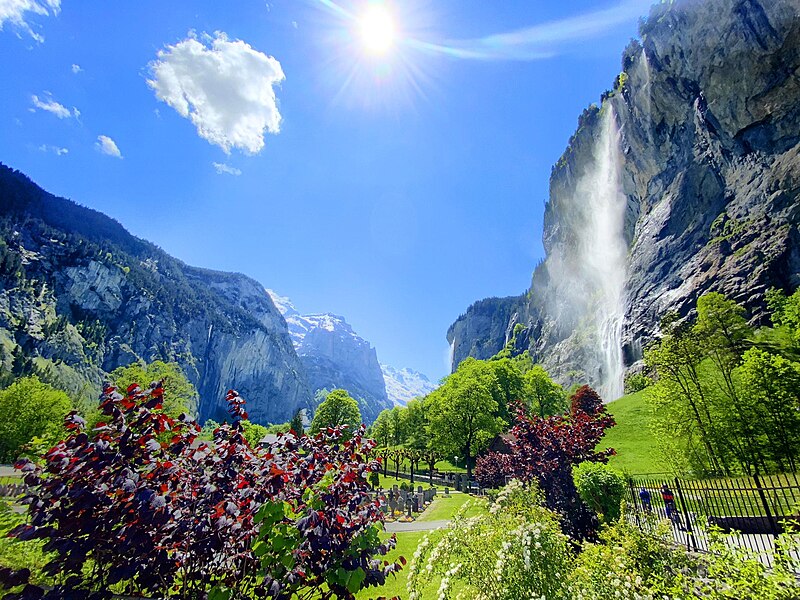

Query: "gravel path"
left=384, top=519, right=450, bottom=533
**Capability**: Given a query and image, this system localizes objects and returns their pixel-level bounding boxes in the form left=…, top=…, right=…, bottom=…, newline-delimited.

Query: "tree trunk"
left=465, top=440, right=472, bottom=483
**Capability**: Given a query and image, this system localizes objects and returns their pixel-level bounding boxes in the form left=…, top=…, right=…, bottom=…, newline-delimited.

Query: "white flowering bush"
left=406, top=480, right=573, bottom=600
left=570, top=515, right=800, bottom=600
left=405, top=481, right=800, bottom=600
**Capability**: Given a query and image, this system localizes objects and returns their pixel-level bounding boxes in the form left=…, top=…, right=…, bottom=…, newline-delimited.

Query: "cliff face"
left=448, top=0, right=800, bottom=397
left=267, top=290, right=392, bottom=423
left=0, top=165, right=313, bottom=423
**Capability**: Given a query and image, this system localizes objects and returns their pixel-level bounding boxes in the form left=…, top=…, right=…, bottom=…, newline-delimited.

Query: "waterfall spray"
left=585, top=106, right=627, bottom=400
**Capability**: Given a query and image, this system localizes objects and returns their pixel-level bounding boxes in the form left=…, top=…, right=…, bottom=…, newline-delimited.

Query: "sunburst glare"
left=359, top=5, right=395, bottom=55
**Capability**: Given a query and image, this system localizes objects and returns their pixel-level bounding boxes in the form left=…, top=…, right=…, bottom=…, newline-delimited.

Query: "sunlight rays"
left=310, top=0, right=649, bottom=109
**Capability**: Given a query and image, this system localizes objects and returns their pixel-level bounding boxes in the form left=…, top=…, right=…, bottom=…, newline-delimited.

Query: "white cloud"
left=0, top=0, right=60, bottom=42
left=147, top=32, right=285, bottom=154
left=95, top=135, right=122, bottom=158
left=212, top=162, right=242, bottom=176
left=71, top=63, right=82, bottom=73
left=409, top=0, right=651, bottom=61
left=38, top=144, right=68, bottom=156
left=30, top=93, right=77, bottom=119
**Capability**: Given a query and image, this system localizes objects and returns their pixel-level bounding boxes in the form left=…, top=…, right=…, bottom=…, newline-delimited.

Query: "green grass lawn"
left=601, top=390, right=669, bottom=475
left=418, top=492, right=487, bottom=521
left=356, top=530, right=428, bottom=600
left=357, top=494, right=488, bottom=599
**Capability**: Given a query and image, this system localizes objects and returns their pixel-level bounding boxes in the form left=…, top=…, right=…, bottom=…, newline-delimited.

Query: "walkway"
left=384, top=519, right=450, bottom=533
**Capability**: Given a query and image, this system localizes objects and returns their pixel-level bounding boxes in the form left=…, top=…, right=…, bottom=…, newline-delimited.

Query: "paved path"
left=385, top=519, right=450, bottom=533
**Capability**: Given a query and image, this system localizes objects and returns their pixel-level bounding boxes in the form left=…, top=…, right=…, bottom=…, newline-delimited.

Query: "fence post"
left=674, top=478, right=697, bottom=551
left=753, top=471, right=779, bottom=536
left=628, top=477, right=642, bottom=528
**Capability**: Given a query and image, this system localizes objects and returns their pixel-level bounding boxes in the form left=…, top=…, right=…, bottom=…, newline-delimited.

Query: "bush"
left=2, top=382, right=401, bottom=599
left=570, top=515, right=800, bottom=600
left=474, top=387, right=616, bottom=540
left=624, top=372, right=652, bottom=394
left=407, top=480, right=573, bottom=600
left=572, top=462, right=625, bottom=523
left=409, top=485, right=800, bottom=600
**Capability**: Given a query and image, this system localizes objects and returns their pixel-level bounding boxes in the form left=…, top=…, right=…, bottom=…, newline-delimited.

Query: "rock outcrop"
left=0, top=165, right=313, bottom=424
left=448, top=0, right=800, bottom=397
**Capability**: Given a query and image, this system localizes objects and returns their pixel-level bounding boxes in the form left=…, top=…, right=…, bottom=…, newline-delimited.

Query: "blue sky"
left=0, top=0, right=650, bottom=381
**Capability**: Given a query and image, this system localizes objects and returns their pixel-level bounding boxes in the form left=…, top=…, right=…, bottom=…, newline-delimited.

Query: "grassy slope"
left=601, top=390, right=668, bottom=475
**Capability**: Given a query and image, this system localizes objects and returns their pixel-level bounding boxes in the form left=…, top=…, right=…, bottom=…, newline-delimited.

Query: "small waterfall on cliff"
left=447, top=339, right=455, bottom=373
left=580, top=106, right=628, bottom=401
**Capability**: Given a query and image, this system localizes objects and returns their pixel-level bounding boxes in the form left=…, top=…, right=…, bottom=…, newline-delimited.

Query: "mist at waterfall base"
left=543, top=105, right=628, bottom=402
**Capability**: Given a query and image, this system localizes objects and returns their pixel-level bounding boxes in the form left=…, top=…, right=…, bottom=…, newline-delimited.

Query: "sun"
left=359, top=5, right=395, bottom=55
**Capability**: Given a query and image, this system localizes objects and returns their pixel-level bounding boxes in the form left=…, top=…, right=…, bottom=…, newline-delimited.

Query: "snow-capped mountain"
left=380, top=364, right=438, bottom=406
left=266, top=290, right=392, bottom=423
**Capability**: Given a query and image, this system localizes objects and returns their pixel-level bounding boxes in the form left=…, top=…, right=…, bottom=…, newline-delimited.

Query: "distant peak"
left=265, top=288, right=298, bottom=317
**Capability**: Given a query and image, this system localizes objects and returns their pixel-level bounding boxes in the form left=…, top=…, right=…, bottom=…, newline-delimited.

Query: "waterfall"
left=585, top=106, right=627, bottom=401
left=447, top=339, right=455, bottom=373
left=551, top=104, right=627, bottom=401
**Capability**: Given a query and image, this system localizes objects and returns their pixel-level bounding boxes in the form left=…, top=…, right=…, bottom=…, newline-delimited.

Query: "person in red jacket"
left=661, top=483, right=683, bottom=529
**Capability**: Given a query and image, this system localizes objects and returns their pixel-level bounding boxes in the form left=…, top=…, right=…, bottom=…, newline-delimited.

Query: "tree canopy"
left=110, top=360, right=198, bottom=418
left=0, top=376, right=72, bottom=462
left=309, top=388, right=362, bottom=437
left=645, top=291, right=800, bottom=475
left=426, top=359, right=505, bottom=479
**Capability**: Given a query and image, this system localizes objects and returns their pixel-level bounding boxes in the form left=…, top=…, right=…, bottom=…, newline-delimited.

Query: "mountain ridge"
left=0, top=163, right=313, bottom=424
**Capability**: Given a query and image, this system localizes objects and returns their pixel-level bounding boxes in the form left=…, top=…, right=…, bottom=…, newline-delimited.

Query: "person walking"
left=661, top=483, right=684, bottom=529
left=639, top=487, right=652, bottom=513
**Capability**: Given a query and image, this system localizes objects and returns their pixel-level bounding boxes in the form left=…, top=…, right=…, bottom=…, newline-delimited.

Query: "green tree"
left=403, top=398, right=428, bottom=450
left=289, top=409, right=305, bottom=435
left=309, top=388, right=361, bottom=437
left=241, top=421, right=269, bottom=447
left=0, top=377, right=72, bottom=462
left=645, top=313, right=729, bottom=475
left=370, top=409, right=392, bottom=448
left=369, top=409, right=393, bottom=476
left=388, top=405, right=407, bottom=446
left=110, top=361, right=198, bottom=417
left=426, top=360, right=504, bottom=480
left=734, top=348, right=800, bottom=472
left=523, top=365, right=567, bottom=417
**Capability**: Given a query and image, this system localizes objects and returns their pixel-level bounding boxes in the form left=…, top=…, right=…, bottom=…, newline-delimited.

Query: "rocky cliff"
left=448, top=0, right=800, bottom=398
left=0, top=165, right=313, bottom=423
left=266, top=290, right=393, bottom=422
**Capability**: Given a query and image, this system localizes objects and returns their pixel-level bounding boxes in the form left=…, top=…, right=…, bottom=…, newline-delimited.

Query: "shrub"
left=2, top=382, right=401, bottom=599
left=572, top=462, right=625, bottom=523
left=624, top=372, right=652, bottom=394
left=474, top=386, right=616, bottom=540
left=407, top=480, right=573, bottom=600
left=570, top=515, right=800, bottom=600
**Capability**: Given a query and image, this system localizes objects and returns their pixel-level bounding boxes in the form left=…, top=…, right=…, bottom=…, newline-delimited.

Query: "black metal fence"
left=626, top=472, right=800, bottom=567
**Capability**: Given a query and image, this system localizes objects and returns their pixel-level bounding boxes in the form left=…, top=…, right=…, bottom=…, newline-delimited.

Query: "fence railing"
left=626, top=472, right=800, bottom=568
